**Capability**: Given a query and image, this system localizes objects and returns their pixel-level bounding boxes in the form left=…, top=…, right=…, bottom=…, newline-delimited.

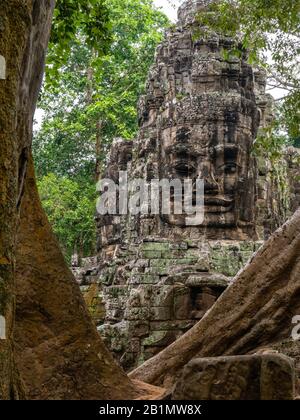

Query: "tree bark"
left=0, top=0, right=48, bottom=399
left=15, top=155, right=139, bottom=399
left=130, top=208, right=300, bottom=389
left=0, top=0, right=139, bottom=400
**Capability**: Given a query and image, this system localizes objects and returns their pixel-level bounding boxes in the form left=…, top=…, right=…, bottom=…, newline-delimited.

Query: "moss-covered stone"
left=141, top=250, right=163, bottom=259
left=142, top=330, right=174, bottom=347
left=141, top=242, right=170, bottom=251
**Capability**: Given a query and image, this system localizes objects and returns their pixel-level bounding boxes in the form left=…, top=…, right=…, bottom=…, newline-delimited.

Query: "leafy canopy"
left=34, top=0, right=169, bottom=260
left=48, top=0, right=111, bottom=79
left=38, top=174, right=96, bottom=262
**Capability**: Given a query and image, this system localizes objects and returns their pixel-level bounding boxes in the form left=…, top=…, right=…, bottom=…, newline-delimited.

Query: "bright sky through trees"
left=153, top=0, right=181, bottom=21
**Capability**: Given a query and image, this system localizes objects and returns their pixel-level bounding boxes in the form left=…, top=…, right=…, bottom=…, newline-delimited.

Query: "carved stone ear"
left=0, top=315, right=6, bottom=340
left=0, top=55, right=6, bottom=80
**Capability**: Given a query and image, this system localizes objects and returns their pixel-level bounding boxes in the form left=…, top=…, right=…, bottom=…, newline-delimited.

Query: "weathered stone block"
left=128, top=321, right=150, bottom=337
left=185, top=249, right=201, bottom=257
left=144, top=266, right=169, bottom=276
left=141, top=242, right=170, bottom=251
left=173, top=285, right=191, bottom=320
left=129, top=338, right=141, bottom=354
left=175, top=258, right=199, bottom=265
left=170, top=242, right=188, bottom=250
left=142, top=331, right=174, bottom=347
left=110, top=337, right=124, bottom=352
left=172, top=355, right=295, bottom=400
left=130, top=274, right=160, bottom=285
left=140, top=274, right=161, bottom=284
left=150, top=320, right=195, bottom=332
left=104, top=285, right=128, bottom=298
left=161, top=250, right=194, bottom=259
left=150, top=286, right=174, bottom=307
left=105, top=308, right=124, bottom=322
left=125, top=307, right=151, bottom=321
left=135, top=259, right=150, bottom=268
left=151, top=306, right=173, bottom=321
left=150, top=259, right=172, bottom=268
left=141, top=250, right=162, bottom=259
left=185, top=272, right=230, bottom=288
left=132, top=266, right=146, bottom=274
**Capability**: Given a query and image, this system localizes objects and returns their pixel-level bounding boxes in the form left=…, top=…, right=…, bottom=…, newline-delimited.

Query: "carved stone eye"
left=174, top=151, right=197, bottom=177
left=175, top=163, right=190, bottom=177
left=224, top=163, right=238, bottom=174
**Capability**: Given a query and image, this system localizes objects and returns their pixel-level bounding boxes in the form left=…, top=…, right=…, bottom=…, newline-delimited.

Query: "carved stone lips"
left=204, top=196, right=233, bottom=208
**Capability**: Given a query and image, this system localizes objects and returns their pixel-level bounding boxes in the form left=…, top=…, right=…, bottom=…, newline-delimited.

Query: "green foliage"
left=293, top=136, right=300, bottom=148
left=48, top=0, right=111, bottom=81
left=34, top=97, right=96, bottom=180
left=34, top=0, right=169, bottom=176
left=34, top=0, right=169, bottom=260
left=253, top=123, right=290, bottom=163
left=281, top=89, right=300, bottom=139
left=253, top=122, right=293, bottom=226
left=38, top=174, right=96, bottom=262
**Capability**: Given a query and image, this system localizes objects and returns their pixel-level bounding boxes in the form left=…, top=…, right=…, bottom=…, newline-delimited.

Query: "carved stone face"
left=149, top=0, right=260, bottom=232
left=159, top=98, right=257, bottom=228
left=130, top=0, right=259, bottom=237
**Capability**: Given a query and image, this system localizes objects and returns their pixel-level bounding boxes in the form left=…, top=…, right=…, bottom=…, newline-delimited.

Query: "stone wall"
left=76, top=239, right=262, bottom=370
left=172, top=354, right=295, bottom=400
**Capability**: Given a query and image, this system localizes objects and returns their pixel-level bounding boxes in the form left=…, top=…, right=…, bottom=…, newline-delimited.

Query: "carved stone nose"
left=203, top=175, right=219, bottom=193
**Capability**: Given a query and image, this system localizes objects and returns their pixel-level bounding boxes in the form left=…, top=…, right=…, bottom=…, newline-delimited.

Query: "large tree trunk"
left=0, top=0, right=139, bottom=400
left=0, top=0, right=48, bottom=399
left=130, top=208, right=300, bottom=389
left=15, top=156, right=139, bottom=399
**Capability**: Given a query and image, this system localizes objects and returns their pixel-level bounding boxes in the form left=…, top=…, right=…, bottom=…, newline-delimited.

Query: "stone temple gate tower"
left=79, top=0, right=276, bottom=370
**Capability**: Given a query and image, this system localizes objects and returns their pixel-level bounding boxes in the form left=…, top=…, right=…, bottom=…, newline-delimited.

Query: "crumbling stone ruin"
left=130, top=207, right=300, bottom=399
left=75, top=0, right=300, bottom=375
left=172, top=354, right=295, bottom=400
